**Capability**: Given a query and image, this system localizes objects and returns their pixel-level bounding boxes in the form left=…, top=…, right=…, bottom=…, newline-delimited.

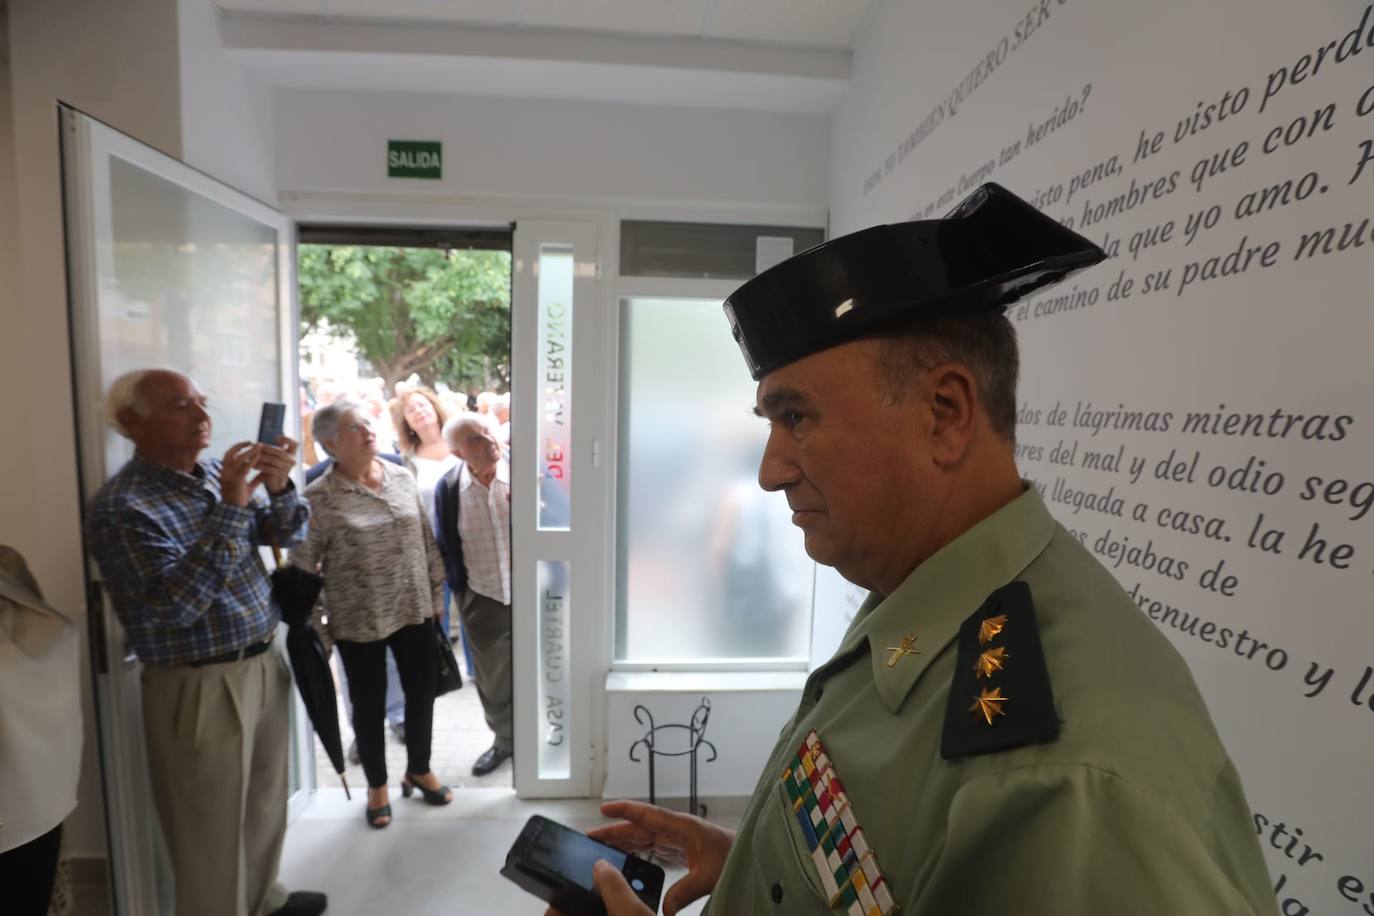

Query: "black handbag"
left=433, top=618, right=464, bottom=696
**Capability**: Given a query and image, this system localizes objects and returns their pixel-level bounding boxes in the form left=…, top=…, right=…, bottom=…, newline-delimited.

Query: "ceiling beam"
left=218, top=12, right=851, bottom=82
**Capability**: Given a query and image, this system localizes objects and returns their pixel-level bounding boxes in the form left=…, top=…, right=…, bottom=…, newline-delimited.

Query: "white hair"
left=311, top=398, right=362, bottom=458
left=442, top=412, right=492, bottom=450
left=104, top=370, right=155, bottom=439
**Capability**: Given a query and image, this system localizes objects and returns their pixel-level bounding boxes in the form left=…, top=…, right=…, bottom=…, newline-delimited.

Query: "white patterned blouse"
left=292, top=459, right=445, bottom=646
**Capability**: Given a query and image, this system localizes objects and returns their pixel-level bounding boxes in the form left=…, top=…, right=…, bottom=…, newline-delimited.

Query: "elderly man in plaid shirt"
left=86, top=369, right=326, bottom=916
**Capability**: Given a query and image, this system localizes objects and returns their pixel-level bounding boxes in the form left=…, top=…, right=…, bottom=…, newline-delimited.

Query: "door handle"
left=87, top=579, right=109, bottom=675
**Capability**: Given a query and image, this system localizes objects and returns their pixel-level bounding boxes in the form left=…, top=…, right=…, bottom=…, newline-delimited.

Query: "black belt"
left=188, top=636, right=274, bottom=668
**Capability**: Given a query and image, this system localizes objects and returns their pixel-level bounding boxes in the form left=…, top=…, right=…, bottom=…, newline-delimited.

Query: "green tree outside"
left=298, top=245, right=511, bottom=393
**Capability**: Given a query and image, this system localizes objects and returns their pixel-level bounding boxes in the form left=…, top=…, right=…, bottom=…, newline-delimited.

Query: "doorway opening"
left=295, top=223, right=515, bottom=792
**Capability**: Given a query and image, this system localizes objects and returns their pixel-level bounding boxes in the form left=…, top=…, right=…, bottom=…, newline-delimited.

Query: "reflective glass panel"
left=536, top=246, right=573, bottom=531
left=104, top=156, right=280, bottom=471
left=537, top=560, right=572, bottom=779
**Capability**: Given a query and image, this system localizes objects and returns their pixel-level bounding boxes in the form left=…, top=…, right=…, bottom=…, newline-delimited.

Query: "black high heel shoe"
left=365, top=802, right=391, bottom=829
left=401, top=773, right=453, bottom=806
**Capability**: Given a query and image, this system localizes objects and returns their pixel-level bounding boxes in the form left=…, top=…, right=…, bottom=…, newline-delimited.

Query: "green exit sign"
left=388, top=140, right=442, bottom=179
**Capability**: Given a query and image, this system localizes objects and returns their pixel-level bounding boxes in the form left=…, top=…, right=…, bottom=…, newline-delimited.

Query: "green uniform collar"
left=839, top=484, right=1056, bottom=715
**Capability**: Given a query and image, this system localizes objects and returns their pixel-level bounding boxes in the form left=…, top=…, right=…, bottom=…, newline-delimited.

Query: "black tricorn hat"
left=723, top=182, right=1106, bottom=380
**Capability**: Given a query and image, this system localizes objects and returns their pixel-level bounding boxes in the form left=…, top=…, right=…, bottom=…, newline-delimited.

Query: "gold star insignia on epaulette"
left=969, top=686, right=1008, bottom=725
left=978, top=614, right=1007, bottom=644
left=885, top=633, right=919, bottom=667
left=973, top=645, right=1009, bottom=679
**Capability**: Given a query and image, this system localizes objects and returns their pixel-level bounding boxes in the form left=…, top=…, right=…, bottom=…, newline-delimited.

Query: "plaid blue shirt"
left=85, top=454, right=310, bottom=666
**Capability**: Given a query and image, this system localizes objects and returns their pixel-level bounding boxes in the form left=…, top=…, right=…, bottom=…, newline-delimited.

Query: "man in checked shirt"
left=86, top=369, right=326, bottom=916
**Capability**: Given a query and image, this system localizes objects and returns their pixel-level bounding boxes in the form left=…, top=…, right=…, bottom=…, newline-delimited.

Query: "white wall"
left=829, top=0, right=1373, bottom=911
left=178, top=0, right=276, bottom=202
left=276, top=88, right=828, bottom=214
left=3, top=0, right=184, bottom=862
left=0, top=13, right=20, bottom=522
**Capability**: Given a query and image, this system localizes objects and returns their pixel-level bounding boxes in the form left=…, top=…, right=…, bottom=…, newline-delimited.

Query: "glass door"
left=510, top=220, right=607, bottom=797
left=60, top=106, right=307, bottom=914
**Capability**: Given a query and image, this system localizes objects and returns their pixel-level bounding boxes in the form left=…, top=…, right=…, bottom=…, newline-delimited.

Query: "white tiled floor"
left=280, top=789, right=720, bottom=915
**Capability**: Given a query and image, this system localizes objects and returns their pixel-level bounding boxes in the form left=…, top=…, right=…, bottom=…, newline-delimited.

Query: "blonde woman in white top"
left=390, top=386, right=451, bottom=467
left=390, top=385, right=460, bottom=636
left=394, top=385, right=460, bottom=529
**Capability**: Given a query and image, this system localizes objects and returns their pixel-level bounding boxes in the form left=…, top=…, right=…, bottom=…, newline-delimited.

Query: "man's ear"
left=926, top=363, right=978, bottom=466
left=117, top=406, right=144, bottom=440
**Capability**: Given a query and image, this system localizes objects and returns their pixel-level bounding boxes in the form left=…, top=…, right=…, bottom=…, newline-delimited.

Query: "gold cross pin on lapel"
left=885, top=633, right=919, bottom=667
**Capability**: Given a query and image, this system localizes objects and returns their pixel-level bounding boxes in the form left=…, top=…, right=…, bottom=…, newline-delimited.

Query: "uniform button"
left=771, top=882, right=783, bottom=904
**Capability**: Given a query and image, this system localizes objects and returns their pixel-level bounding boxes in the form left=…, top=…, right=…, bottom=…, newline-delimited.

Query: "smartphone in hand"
left=501, top=815, right=665, bottom=916
left=257, top=402, right=286, bottom=445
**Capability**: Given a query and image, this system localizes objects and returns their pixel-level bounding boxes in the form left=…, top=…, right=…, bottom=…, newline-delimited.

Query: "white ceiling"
left=214, top=0, right=874, bottom=49
left=214, top=0, right=872, bottom=113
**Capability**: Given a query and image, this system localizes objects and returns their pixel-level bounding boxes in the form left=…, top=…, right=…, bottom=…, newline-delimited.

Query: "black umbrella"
left=269, top=553, right=351, bottom=800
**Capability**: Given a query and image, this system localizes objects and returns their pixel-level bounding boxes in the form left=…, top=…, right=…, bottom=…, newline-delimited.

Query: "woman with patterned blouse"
left=293, top=400, right=453, bottom=828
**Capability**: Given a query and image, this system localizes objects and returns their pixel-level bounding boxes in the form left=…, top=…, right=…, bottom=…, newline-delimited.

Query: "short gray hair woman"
left=293, top=401, right=452, bottom=828
left=310, top=398, right=361, bottom=458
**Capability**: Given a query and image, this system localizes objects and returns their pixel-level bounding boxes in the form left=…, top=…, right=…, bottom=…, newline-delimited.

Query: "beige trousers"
left=141, top=649, right=292, bottom=916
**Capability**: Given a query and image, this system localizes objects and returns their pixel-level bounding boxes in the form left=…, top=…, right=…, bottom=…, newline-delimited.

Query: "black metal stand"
left=628, top=697, right=718, bottom=818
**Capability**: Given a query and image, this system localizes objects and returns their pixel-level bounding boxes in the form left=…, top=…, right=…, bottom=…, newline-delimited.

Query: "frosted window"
left=616, top=298, right=814, bottom=662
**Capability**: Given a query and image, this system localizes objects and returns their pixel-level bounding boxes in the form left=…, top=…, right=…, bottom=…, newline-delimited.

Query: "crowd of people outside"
left=299, top=377, right=510, bottom=469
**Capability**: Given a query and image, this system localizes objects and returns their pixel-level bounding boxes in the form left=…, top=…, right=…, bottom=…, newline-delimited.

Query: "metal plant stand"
left=628, top=697, right=718, bottom=817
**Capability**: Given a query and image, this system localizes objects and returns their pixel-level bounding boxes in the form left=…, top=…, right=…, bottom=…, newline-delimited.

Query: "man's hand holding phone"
left=254, top=435, right=298, bottom=495
left=545, top=800, right=736, bottom=916
left=254, top=402, right=297, bottom=495
left=220, top=442, right=262, bottom=507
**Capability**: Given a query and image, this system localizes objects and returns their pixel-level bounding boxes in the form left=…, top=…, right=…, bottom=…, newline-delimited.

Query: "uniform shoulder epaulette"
left=940, top=580, right=1060, bottom=759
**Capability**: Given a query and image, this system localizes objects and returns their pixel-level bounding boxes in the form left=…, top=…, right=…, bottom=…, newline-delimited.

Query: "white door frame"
left=509, top=219, right=606, bottom=798
left=61, top=106, right=304, bottom=914
left=281, top=193, right=615, bottom=799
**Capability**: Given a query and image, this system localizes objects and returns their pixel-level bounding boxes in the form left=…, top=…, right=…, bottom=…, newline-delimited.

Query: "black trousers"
left=0, top=823, right=62, bottom=915
left=336, top=621, right=437, bottom=789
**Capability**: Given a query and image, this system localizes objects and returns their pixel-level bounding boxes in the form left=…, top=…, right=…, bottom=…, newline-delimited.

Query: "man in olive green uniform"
left=559, top=185, right=1277, bottom=916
